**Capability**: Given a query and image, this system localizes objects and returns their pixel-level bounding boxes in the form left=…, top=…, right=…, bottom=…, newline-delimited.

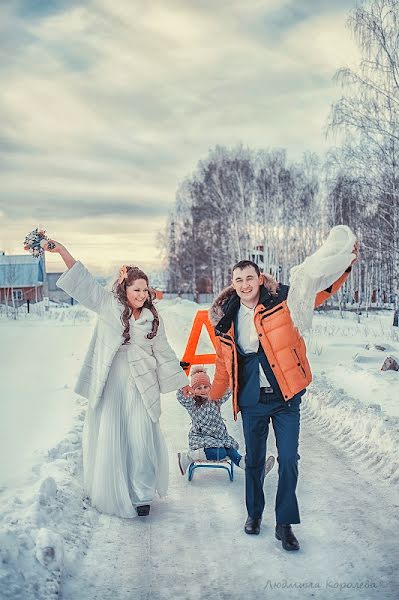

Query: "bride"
left=36, top=239, right=190, bottom=518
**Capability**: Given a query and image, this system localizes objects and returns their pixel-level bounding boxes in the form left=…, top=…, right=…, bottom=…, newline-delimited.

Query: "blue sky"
left=0, top=0, right=359, bottom=275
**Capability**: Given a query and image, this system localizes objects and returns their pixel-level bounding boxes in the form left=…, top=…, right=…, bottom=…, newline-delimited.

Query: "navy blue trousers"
left=204, top=446, right=242, bottom=466
left=240, top=390, right=302, bottom=524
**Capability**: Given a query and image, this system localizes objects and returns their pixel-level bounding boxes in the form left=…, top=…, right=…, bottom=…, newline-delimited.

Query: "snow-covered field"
left=0, top=307, right=94, bottom=488
left=0, top=301, right=398, bottom=599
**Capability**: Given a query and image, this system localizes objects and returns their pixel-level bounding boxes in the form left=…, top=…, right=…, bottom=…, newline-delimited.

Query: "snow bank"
left=305, top=311, right=399, bottom=483
left=0, top=397, right=98, bottom=600
left=305, top=375, right=399, bottom=482
left=0, top=305, right=97, bottom=599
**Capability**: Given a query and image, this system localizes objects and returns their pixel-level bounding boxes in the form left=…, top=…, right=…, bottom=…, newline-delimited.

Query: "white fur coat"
left=56, top=261, right=188, bottom=422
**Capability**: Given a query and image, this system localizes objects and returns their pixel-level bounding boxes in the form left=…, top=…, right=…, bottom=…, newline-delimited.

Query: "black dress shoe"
left=136, top=505, right=151, bottom=516
left=244, top=516, right=262, bottom=535
left=275, top=524, right=300, bottom=551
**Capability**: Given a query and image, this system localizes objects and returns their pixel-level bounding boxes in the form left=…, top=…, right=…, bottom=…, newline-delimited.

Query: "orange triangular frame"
left=181, top=310, right=217, bottom=375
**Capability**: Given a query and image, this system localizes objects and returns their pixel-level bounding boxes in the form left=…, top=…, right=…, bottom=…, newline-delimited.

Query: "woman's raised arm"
left=39, top=240, right=112, bottom=315
left=43, top=239, right=76, bottom=269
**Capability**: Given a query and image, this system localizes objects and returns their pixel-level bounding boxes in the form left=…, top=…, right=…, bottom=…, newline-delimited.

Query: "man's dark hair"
left=232, top=260, right=261, bottom=276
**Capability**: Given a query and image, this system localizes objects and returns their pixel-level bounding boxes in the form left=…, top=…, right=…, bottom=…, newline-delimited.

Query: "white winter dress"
left=56, top=261, right=188, bottom=518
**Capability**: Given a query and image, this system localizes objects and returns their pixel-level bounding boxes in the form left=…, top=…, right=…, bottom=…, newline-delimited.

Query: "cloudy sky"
left=0, top=0, right=359, bottom=275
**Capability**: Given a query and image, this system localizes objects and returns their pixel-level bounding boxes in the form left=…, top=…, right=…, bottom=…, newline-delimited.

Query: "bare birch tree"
left=327, top=0, right=399, bottom=322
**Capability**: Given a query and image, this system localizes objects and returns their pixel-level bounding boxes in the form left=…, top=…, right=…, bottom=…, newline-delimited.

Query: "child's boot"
left=177, top=452, right=192, bottom=475
left=265, top=454, right=275, bottom=476
left=238, top=454, right=246, bottom=469
left=238, top=454, right=275, bottom=474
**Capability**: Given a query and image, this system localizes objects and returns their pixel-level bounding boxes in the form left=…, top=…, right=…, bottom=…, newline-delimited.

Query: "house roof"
left=0, top=255, right=45, bottom=287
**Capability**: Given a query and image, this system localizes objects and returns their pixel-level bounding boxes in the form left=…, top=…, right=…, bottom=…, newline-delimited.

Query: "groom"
left=208, top=256, right=355, bottom=551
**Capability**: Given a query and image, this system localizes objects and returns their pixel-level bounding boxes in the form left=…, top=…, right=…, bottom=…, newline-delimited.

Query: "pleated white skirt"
left=82, top=344, right=169, bottom=518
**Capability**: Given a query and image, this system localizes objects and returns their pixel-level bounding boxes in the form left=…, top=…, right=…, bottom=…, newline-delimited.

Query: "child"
left=177, top=366, right=275, bottom=476
left=35, top=239, right=189, bottom=518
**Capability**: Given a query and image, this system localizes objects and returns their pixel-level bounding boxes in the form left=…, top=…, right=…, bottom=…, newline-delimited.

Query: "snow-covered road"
left=61, top=391, right=398, bottom=600
left=1, top=301, right=398, bottom=600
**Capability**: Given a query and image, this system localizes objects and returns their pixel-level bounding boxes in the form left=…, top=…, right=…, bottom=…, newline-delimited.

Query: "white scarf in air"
left=287, top=225, right=357, bottom=335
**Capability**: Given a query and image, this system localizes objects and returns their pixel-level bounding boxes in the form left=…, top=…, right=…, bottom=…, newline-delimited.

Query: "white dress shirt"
left=236, top=302, right=271, bottom=388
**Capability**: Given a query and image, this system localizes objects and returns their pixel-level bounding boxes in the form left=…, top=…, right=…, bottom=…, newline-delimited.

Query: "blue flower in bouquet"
left=24, top=228, right=55, bottom=258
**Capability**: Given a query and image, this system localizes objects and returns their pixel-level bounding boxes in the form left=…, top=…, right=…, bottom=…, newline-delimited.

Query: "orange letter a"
left=180, top=310, right=217, bottom=375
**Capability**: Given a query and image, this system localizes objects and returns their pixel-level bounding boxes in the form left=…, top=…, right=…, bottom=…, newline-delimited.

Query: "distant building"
left=0, top=253, right=46, bottom=305
left=47, top=272, right=109, bottom=305
left=0, top=253, right=115, bottom=307
left=46, top=272, right=74, bottom=305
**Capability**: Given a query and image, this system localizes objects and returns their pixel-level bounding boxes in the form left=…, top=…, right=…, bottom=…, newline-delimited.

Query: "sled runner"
left=187, top=454, right=276, bottom=483
left=187, top=458, right=234, bottom=482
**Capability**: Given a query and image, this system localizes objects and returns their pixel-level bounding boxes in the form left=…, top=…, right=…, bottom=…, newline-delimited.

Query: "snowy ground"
left=0, top=302, right=398, bottom=599
left=0, top=306, right=94, bottom=488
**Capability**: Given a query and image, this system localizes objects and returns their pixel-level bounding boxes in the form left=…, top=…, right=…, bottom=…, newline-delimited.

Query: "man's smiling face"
left=232, top=265, right=263, bottom=307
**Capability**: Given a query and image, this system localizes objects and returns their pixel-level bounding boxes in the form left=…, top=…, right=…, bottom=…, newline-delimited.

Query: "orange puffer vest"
left=208, top=271, right=350, bottom=420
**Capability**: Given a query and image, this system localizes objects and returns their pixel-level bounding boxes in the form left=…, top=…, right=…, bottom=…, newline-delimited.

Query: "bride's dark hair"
left=112, top=266, right=159, bottom=344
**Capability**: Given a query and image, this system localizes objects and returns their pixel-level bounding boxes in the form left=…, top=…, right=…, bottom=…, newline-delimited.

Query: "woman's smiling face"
left=126, top=278, right=149, bottom=310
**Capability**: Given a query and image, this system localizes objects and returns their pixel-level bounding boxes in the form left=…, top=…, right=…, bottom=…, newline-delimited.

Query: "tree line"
left=161, top=0, right=399, bottom=320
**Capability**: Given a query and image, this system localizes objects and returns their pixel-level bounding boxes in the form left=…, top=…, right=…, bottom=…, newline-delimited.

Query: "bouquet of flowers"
left=23, top=228, right=55, bottom=258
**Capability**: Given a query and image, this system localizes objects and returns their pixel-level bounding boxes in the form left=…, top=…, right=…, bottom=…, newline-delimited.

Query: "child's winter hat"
left=190, top=365, right=211, bottom=390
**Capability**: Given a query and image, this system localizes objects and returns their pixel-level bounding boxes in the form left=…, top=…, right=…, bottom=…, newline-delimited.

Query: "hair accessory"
left=118, top=265, right=129, bottom=284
